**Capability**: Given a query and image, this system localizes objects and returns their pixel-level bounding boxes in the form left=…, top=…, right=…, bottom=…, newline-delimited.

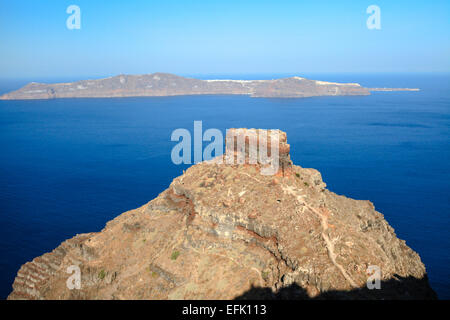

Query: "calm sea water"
left=0, top=74, right=448, bottom=299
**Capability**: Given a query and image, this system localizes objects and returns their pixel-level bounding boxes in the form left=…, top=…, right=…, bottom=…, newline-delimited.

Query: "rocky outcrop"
left=7, top=130, right=436, bottom=300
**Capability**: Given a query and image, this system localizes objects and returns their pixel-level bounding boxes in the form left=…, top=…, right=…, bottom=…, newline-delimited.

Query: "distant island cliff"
left=0, top=73, right=419, bottom=100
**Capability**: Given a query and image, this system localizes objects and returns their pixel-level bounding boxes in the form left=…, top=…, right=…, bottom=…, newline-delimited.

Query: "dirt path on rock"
left=281, top=185, right=357, bottom=288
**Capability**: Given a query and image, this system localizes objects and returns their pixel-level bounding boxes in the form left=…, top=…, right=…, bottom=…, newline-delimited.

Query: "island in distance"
left=0, top=73, right=419, bottom=100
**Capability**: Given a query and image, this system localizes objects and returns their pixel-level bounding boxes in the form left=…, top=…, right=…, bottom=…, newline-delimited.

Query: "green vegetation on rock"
left=171, top=251, right=180, bottom=260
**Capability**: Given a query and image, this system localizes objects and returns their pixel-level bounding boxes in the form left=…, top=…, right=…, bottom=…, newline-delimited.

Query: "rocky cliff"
left=0, top=73, right=378, bottom=100
left=8, top=130, right=436, bottom=300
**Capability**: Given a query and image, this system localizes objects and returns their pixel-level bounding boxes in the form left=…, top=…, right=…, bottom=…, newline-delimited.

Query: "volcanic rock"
left=7, top=130, right=436, bottom=300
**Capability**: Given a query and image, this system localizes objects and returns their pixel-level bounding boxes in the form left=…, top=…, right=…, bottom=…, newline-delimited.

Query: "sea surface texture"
left=0, top=74, right=448, bottom=299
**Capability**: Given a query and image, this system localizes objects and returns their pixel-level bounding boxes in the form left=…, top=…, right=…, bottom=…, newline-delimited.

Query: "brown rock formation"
left=224, top=128, right=292, bottom=176
left=8, top=130, right=436, bottom=300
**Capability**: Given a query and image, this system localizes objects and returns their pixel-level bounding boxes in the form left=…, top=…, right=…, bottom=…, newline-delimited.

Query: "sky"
left=0, top=0, right=449, bottom=79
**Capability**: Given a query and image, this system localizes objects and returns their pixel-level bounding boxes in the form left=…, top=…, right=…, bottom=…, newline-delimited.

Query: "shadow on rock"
left=234, top=274, right=437, bottom=300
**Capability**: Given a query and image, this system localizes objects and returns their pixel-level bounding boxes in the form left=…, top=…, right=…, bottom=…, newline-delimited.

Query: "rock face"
left=0, top=73, right=373, bottom=100
left=8, top=130, right=436, bottom=300
left=224, top=128, right=292, bottom=176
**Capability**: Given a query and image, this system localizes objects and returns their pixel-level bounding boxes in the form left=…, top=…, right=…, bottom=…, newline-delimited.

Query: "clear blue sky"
left=0, top=0, right=449, bottom=78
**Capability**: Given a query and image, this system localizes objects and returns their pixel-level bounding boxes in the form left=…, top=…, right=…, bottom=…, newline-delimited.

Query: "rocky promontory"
left=8, top=129, right=435, bottom=300
left=0, top=73, right=419, bottom=100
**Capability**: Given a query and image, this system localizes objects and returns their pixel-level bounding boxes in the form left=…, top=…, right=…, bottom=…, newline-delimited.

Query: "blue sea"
left=0, top=73, right=448, bottom=299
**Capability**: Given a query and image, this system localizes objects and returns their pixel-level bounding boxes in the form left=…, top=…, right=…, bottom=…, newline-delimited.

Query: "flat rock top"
left=7, top=131, right=436, bottom=300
